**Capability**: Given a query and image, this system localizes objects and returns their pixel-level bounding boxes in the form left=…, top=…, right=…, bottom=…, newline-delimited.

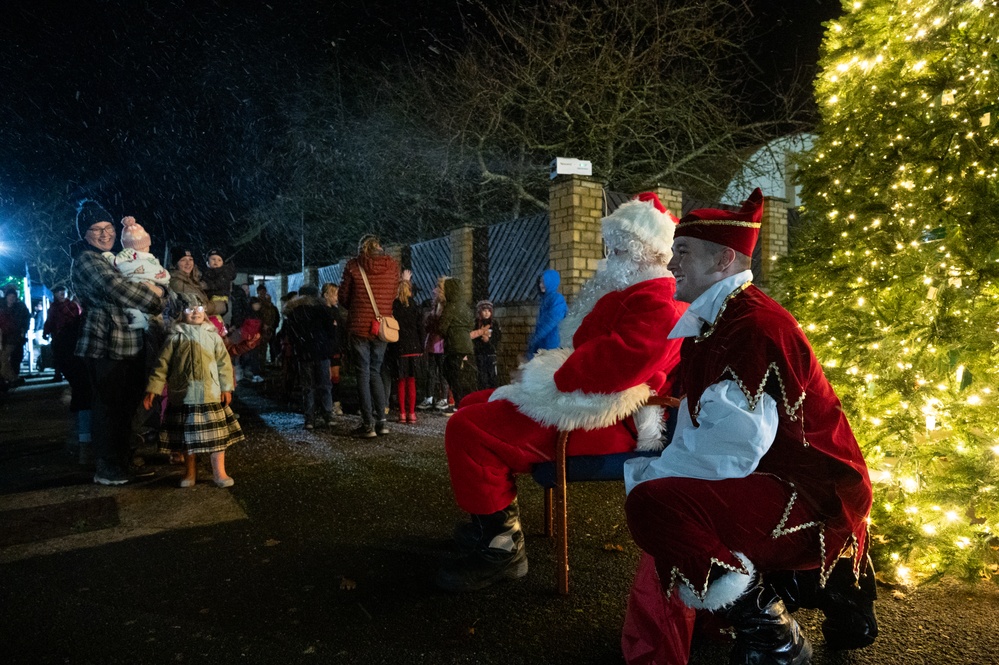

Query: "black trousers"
left=84, top=356, right=146, bottom=468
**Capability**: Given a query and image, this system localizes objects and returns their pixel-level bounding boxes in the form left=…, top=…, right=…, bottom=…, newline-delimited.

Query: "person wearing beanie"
left=169, top=248, right=221, bottom=323
left=436, top=192, right=687, bottom=593
left=71, top=201, right=165, bottom=485
left=202, top=248, right=237, bottom=320
left=621, top=189, right=876, bottom=665
left=101, top=216, right=171, bottom=331
left=471, top=300, right=501, bottom=390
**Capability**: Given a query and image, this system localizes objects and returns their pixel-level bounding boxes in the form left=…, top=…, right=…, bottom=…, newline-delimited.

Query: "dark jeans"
left=84, top=355, right=146, bottom=468
left=299, top=357, right=332, bottom=421
left=476, top=353, right=497, bottom=390
left=421, top=352, right=448, bottom=402
left=350, top=335, right=388, bottom=427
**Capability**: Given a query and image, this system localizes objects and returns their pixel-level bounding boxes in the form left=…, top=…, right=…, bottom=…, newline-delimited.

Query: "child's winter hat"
left=204, top=248, right=224, bottom=262
left=601, top=192, right=679, bottom=258
left=75, top=200, right=113, bottom=240
left=120, top=217, right=151, bottom=250
left=475, top=300, right=494, bottom=314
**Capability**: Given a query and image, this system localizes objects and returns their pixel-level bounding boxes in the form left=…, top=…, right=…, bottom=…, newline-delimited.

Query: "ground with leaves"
left=1, top=375, right=997, bottom=664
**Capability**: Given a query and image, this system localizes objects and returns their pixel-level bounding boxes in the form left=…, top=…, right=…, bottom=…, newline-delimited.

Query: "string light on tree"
left=775, top=0, right=999, bottom=585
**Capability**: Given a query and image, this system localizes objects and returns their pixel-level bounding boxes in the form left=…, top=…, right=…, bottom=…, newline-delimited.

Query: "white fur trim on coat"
left=490, top=347, right=662, bottom=449
left=677, top=552, right=755, bottom=611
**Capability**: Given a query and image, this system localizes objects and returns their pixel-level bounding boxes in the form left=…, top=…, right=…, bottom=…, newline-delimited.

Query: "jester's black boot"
left=725, top=573, right=812, bottom=665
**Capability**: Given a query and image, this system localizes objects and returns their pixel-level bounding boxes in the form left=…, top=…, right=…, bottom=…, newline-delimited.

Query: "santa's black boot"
left=452, top=499, right=521, bottom=553
left=725, top=574, right=812, bottom=665
left=437, top=502, right=528, bottom=592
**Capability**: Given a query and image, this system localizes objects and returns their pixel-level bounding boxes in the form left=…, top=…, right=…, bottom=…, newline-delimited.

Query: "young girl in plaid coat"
left=143, top=293, right=244, bottom=488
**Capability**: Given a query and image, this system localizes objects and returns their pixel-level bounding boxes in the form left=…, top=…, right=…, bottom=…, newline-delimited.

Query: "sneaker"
left=418, top=397, right=434, bottom=411
left=434, top=399, right=449, bottom=411
left=304, top=421, right=315, bottom=431
left=331, top=401, right=344, bottom=416
left=351, top=424, right=377, bottom=439
left=375, top=421, right=390, bottom=436
left=93, top=460, right=130, bottom=486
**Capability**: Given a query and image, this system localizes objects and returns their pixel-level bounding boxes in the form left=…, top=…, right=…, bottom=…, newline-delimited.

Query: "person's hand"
left=142, top=392, right=157, bottom=410
left=402, top=269, right=412, bottom=282
left=221, top=391, right=232, bottom=407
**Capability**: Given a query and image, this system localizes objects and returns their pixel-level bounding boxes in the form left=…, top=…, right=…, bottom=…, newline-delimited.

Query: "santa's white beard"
left=558, top=254, right=672, bottom=344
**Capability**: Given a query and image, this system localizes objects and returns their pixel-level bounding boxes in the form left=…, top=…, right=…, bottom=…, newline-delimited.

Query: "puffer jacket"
left=146, top=322, right=234, bottom=405
left=340, top=252, right=400, bottom=339
left=437, top=277, right=474, bottom=356
left=527, top=269, right=567, bottom=356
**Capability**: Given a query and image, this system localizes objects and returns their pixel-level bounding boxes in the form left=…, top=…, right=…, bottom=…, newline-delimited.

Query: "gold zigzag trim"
left=679, top=219, right=762, bottom=229
left=695, top=280, right=752, bottom=342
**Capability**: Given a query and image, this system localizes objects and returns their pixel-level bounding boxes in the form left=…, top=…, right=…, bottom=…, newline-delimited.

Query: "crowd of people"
left=10, top=189, right=880, bottom=664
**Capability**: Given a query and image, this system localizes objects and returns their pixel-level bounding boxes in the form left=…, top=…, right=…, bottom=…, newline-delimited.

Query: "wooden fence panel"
left=487, top=213, right=548, bottom=304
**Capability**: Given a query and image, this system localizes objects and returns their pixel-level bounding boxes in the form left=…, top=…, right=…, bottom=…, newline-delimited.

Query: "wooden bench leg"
left=544, top=487, right=554, bottom=538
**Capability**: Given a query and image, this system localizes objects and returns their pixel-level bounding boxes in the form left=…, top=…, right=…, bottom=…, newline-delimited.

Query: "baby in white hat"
left=103, top=216, right=171, bottom=330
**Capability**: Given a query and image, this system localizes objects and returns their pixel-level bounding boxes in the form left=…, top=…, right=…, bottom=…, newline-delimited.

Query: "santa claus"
left=436, top=191, right=688, bottom=592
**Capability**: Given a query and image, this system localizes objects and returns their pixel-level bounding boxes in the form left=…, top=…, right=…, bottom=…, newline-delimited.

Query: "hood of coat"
left=541, top=269, right=561, bottom=293
left=443, top=277, right=463, bottom=303
left=284, top=294, right=325, bottom=313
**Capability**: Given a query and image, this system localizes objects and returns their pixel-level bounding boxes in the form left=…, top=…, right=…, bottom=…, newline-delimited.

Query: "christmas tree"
left=775, top=0, right=999, bottom=585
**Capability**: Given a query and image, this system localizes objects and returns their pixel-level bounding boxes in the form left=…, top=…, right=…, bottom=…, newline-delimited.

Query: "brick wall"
left=548, top=175, right=605, bottom=302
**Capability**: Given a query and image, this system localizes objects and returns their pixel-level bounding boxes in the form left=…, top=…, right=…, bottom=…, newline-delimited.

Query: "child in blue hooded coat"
left=526, top=269, right=567, bottom=358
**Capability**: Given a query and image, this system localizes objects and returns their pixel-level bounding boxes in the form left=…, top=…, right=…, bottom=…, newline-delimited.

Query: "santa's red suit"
left=445, top=276, right=687, bottom=515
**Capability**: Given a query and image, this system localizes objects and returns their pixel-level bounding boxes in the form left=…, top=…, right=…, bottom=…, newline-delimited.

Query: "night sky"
left=0, top=0, right=842, bottom=277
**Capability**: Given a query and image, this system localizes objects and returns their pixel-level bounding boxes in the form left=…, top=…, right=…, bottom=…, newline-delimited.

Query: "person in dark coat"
left=392, top=279, right=425, bottom=423
left=284, top=284, right=336, bottom=429
left=471, top=300, right=501, bottom=390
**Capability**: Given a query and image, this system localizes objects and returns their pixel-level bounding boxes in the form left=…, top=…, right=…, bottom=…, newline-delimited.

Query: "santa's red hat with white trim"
left=601, top=191, right=679, bottom=258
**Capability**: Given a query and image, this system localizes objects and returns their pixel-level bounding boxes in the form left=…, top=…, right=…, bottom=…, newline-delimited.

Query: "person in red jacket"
left=339, top=234, right=401, bottom=438
left=436, top=192, right=688, bottom=592
left=622, top=190, right=876, bottom=665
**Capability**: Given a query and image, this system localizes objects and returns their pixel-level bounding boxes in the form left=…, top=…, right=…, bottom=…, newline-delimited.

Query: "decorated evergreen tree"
left=775, top=0, right=999, bottom=585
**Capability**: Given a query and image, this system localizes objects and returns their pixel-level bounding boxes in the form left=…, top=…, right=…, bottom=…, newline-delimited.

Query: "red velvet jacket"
left=678, top=284, right=872, bottom=581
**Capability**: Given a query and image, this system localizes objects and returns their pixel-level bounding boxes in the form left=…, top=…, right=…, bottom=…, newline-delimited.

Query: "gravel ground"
left=1, top=374, right=998, bottom=664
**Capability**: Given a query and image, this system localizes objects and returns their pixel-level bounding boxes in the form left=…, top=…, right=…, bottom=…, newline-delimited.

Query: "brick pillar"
left=548, top=174, right=605, bottom=303
left=759, top=196, right=790, bottom=291
left=449, top=226, right=474, bottom=309
left=648, top=186, right=683, bottom=221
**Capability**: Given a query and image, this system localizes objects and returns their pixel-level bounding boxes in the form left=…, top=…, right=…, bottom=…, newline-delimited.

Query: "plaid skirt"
left=159, top=402, right=245, bottom=455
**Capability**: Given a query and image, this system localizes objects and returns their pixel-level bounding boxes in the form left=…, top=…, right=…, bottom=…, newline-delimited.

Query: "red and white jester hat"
left=674, top=188, right=764, bottom=256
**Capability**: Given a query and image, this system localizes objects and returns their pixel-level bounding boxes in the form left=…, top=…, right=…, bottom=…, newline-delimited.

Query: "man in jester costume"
left=437, top=191, right=688, bottom=592
left=622, top=189, right=877, bottom=665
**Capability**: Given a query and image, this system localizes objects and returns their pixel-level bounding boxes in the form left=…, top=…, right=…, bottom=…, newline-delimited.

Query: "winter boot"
left=452, top=499, right=521, bottom=553
left=765, top=555, right=877, bottom=651
left=437, top=501, right=528, bottom=592
left=725, top=573, right=812, bottom=665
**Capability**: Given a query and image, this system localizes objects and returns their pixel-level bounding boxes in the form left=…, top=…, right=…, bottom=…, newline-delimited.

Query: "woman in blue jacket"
left=526, top=269, right=567, bottom=358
